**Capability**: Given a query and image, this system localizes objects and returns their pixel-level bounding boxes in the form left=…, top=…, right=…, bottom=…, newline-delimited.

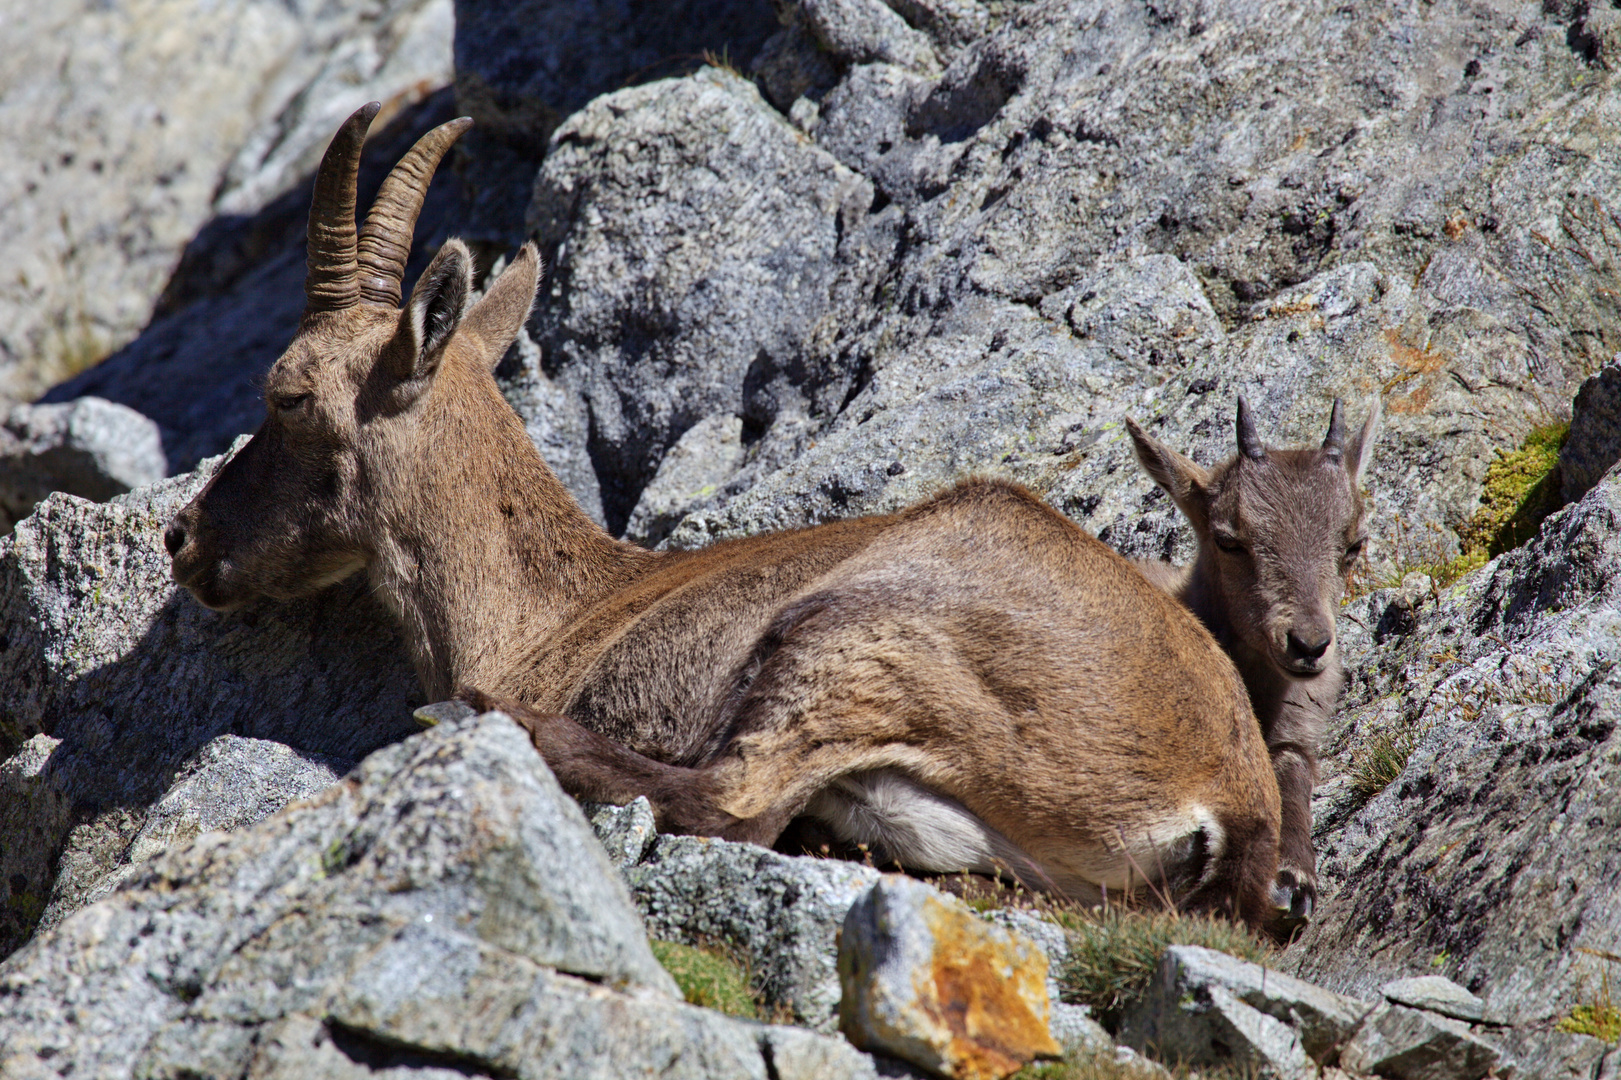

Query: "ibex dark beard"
left=167, top=103, right=1289, bottom=936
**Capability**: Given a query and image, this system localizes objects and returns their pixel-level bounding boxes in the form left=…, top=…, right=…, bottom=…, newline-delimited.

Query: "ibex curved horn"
left=1321, top=398, right=1346, bottom=461
left=357, top=116, right=473, bottom=307
left=304, top=102, right=381, bottom=314
left=1235, top=396, right=1267, bottom=462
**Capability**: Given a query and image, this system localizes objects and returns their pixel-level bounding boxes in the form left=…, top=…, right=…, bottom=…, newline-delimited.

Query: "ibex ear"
left=460, top=241, right=542, bottom=371
left=390, top=239, right=472, bottom=382
left=1344, top=398, right=1382, bottom=486
left=1126, top=416, right=1212, bottom=528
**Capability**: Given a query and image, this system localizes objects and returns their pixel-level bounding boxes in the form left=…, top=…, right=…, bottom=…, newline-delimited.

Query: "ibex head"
left=166, top=103, right=541, bottom=611
left=1126, top=398, right=1380, bottom=680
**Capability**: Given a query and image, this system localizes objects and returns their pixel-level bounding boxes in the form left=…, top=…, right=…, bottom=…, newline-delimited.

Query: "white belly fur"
left=802, top=771, right=1225, bottom=905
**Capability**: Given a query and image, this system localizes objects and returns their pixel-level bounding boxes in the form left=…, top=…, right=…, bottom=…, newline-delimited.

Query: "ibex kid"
left=1127, top=398, right=1379, bottom=930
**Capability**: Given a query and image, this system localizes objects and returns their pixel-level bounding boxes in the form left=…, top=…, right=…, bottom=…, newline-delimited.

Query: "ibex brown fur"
left=167, top=104, right=1283, bottom=931
left=1127, top=399, right=1379, bottom=932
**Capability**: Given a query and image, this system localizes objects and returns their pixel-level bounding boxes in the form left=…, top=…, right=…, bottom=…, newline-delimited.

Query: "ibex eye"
left=273, top=393, right=311, bottom=412
left=1213, top=533, right=1244, bottom=553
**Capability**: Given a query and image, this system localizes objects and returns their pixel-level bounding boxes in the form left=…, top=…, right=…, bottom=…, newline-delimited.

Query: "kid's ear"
left=1126, top=416, right=1212, bottom=530
left=387, top=239, right=473, bottom=383
left=1345, top=398, right=1382, bottom=486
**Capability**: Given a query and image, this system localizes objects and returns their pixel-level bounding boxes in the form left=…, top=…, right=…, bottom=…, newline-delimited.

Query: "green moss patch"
left=649, top=939, right=758, bottom=1020
left=1558, top=1001, right=1621, bottom=1043
left=1456, top=421, right=1570, bottom=562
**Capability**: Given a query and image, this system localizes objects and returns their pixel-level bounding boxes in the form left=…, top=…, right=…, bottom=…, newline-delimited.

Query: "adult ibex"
left=1127, top=399, right=1379, bottom=931
left=166, top=104, right=1282, bottom=930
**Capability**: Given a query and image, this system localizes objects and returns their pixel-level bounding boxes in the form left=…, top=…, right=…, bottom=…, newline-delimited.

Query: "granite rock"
left=0, top=397, right=165, bottom=530
left=1117, top=946, right=1371, bottom=1074
left=838, top=876, right=1060, bottom=1080
left=529, top=66, right=889, bottom=534
left=1338, top=1003, right=1502, bottom=1080
left=0, top=440, right=420, bottom=960
left=1380, top=976, right=1486, bottom=1024
left=0, top=0, right=453, bottom=404
left=1290, top=468, right=1621, bottom=1079
left=625, top=832, right=881, bottom=1032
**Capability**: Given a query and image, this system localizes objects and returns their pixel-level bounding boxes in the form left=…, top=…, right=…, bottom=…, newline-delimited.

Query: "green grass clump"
left=1456, top=421, right=1570, bottom=561
left=1051, top=907, right=1272, bottom=1023
left=649, top=939, right=758, bottom=1020
left=1350, top=728, right=1420, bottom=798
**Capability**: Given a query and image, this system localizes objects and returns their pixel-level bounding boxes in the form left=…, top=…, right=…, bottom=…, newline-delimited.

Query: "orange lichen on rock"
left=839, top=876, right=1061, bottom=1080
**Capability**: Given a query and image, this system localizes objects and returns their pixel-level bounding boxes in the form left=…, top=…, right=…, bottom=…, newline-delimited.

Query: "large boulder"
left=1287, top=467, right=1621, bottom=1076
left=529, top=66, right=890, bottom=534
left=0, top=712, right=877, bottom=1079
left=0, top=0, right=454, bottom=405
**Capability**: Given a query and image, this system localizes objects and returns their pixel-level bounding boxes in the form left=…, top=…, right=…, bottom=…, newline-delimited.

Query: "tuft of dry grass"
left=1349, top=727, right=1420, bottom=798
left=1050, top=905, right=1273, bottom=1023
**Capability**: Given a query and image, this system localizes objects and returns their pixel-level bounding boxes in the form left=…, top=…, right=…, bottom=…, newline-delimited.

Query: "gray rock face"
left=1380, top=976, right=1486, bottom=1024
left=1338, top=1004, right=1502, bottom=1080
left=0, top=441, right=420, bottom=960
left=624, top=833, right=881, bottom=1032
left=1562, top=360, right=1621, bottom=503
left=0, top=0, right=453, bottom=405
left=36, top=733, right=350, bottom=939
left=0, top=396, right=165, bottom=530
left=0, top=713, right=875, bottom=1080
left=1289, top=467, right=1621, bottom=1069
left=1117, top=946, right=1372, bottom=1077
left=529, top=66, right=889, bottom=533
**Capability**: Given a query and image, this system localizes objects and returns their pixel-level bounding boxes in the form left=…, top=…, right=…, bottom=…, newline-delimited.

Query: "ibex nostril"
left=163, top=521, right=187, bottom=557
left=1286, top=630, right=1331, bottom=661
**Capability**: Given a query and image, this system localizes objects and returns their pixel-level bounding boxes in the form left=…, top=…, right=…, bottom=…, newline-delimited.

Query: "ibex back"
left=166, top=105, right=1282, bottom=931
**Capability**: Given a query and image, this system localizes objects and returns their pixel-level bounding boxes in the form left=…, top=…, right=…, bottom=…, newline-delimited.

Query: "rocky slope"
left=0, top=0, right=454, bottom=407
left=4, top=0, right=1621, bottom=1077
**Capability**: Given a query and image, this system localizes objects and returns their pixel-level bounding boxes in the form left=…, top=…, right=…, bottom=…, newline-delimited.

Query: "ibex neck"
left=371, top=381, right=652, bottom=702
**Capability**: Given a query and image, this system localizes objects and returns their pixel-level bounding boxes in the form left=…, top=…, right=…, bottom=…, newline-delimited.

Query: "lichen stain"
left=917, top=896, right=1061, bottom=1080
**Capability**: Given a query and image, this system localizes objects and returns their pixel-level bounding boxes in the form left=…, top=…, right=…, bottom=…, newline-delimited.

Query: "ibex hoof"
left=1270, top=866, right=1316, bottom=939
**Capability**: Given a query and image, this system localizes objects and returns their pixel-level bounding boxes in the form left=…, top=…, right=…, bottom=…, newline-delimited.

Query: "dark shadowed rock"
left=1562, top=359, right=1621, bottom=503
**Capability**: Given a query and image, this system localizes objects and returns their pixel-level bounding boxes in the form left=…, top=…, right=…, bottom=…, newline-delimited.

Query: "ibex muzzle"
left=166, top=105, right=1287, bottom=936
left=1128, top=398, right=1380, bottom=932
